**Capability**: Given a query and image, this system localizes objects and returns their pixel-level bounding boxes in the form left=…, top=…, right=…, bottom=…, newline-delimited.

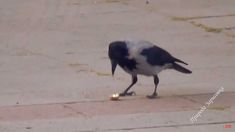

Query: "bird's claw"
left=119, top=91, right=136, bottom=96
left=147, top=93, right=158, bottom=99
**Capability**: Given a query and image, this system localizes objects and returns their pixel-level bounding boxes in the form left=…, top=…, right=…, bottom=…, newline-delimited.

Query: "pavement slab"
left=0, top=92, right=234, bottom=128
left=0, top=110, right=234, bottom=132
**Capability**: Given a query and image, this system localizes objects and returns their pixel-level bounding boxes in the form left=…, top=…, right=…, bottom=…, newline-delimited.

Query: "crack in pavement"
left=171, top=14, right=235, bottom=37
left=62, top=104, right=90, bottom=118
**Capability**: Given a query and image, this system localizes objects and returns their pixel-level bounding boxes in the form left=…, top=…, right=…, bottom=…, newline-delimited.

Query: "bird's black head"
left=108, top=41, right=128, bottom=75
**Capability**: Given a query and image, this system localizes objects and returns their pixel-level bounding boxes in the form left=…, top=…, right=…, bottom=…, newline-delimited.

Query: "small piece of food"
left=110, top=93, right=120, bottom=101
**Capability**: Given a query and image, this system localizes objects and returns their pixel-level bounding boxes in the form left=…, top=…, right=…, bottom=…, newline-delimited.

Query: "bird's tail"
left=172, top=63, right=192, bottom=74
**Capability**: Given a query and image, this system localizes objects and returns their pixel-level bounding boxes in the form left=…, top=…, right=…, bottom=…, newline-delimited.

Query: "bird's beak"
left=111, top=60, right=117, bottom=76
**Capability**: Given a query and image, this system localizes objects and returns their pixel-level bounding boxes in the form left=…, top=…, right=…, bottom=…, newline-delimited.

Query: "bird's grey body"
left=124, top=40, right=171, bottom=76
left=108, top=40, right=192, bottom=98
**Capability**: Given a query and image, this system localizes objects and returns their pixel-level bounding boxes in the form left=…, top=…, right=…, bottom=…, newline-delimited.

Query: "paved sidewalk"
left=0, top=0, right=235, bottom=131
left=0, top=92, right=234, bottom=131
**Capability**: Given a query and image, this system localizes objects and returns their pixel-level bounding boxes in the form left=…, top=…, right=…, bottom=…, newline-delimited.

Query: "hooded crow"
left=108, top=40, right=192, bottom=99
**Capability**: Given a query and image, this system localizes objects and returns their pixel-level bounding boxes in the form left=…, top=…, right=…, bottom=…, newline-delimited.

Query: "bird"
left=108, top=40, right=192, bottom=99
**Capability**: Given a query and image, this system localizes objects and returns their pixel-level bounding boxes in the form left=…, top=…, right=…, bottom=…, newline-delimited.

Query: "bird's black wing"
left=140, top=46, right=176, bottom=66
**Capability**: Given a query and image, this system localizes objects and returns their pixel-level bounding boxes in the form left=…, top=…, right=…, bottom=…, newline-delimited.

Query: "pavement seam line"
left=171, top=14, right=235, bottom=21
left=101, top=121, right=235, bottom=131
left=0, top=91, right=234, bottom=108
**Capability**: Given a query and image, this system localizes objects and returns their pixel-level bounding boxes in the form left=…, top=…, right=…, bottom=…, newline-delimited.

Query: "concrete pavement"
left=0, top=0, right=235, bottom=131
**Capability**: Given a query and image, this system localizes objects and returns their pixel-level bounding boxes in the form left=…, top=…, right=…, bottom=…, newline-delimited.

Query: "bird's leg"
left=147, top=75, right=159, bottom=99
left=119, top=75, right=137, bottom=96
